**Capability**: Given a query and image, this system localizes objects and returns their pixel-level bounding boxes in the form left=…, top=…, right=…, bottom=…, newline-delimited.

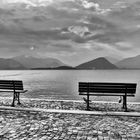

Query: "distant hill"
left=0, top=58, right=25, bottom=70
left=76, top=57, right=118, bottom=69
left=53, top=66, right=76, bottom=70
left=32, top=66, right=76, bottom=70
left=105, top=56, right=122, bottom=64
left=12, top=55, right=66, bottom=69
left=116, top=55, right=140, bottom=69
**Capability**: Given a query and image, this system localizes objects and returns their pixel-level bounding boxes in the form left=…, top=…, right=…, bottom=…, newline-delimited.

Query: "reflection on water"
left=0, top=70, right=140, bottom=102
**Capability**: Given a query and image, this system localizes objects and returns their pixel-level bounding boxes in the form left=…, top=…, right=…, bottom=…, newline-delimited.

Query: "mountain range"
left=0, top=55, right=140, bottom=70
left=0, top=55, right=66, bottom=70
left=115, top=55, right=140, bottom=69
left=0, top=58, right=25, bottom=70
left=76, top=57, right=118, bottom=69
left=12, top=55, right=66, bottom=69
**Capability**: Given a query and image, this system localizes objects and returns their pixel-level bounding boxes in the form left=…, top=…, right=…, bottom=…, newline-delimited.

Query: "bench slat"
left=0, top=83, right=22, bottom=85
left=0, top=81, right=22, bottom=84
left=0, top=86, right=22, bottom=89
left=0, top=87, right=23, bottom=90
left=79, top=86, right=136, bottom=89
left=89, top=83, right=136, bottom=86
left=79, top=83, right=136, bottom=88
left=0, top=83, right=23, bottom=86
left=79, top=82, right=136, bottom=85
left=79, top=88, right=136, bottom=93
left=79, top=84, right=137, bottom=88
left=79, top=93, right=135, bottom=96
left=0, top=80, right=22, bottom=82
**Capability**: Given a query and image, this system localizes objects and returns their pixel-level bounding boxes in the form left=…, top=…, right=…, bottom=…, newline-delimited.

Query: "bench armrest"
left=16, top=90, right=28, bottom=93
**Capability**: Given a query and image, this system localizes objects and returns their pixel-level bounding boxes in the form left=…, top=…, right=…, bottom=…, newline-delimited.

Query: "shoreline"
left=0, top=97, right=140, bottom=112
left=0, top=96, right=140, bottom=104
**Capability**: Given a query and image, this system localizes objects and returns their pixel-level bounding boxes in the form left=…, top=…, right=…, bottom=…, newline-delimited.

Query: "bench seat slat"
left=79, top=82, right=136, bottom=85
left=79, top=85, right=136, bottom=89
left=79, top=93, right=135, bottom=96
left=0, top=86, right=20, bottom=89
left=0, top=81, right=22, bottom=84
left=0, top=84, right=23, bottom=87
left=89, top=83, right=136, bottom=87
left=79, top=88, right=136, bottom=93
left=79, top=86, right=136, bottom=89
left=0, top=82, right=23, bottom=85
left=0, top=84, right=23, bottom=86
left=0, top=87, right=23, bottom=90
left=79, top=84, right=136, bottom=88
left=0, top=85, right=23, bottom=87
left=0, top=90, right=26, bottom=92
left=80, top=82, right=136, bottom=85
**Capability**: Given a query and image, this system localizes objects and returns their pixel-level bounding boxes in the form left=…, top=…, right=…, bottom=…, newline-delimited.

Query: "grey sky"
left=0, top=0, right=140, bottom=65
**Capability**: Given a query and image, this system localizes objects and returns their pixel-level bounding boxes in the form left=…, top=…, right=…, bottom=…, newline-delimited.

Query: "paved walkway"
left=0, top=107, right=140, bottom=139
left=1, top=106, right=140, bottom=117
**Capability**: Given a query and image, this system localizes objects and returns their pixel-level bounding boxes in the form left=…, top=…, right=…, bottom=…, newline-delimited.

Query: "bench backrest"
left=79, top=82, right=137, bottom=96
left=0, top=80, right=23, bottom=91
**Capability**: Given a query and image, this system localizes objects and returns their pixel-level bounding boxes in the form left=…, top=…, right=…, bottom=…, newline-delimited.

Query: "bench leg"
left=11, top=92, right=16, bottom=107
left=122, top=96, right=125, bottom=109
left=17, top=92, right=21, bottom=105
left=87, top=93, right=90, bottom=111
left=125, top=95, right=127, bottom=112
left=11, top=92, right=21, bottom=107
left=123, top=95, right=127, bottom=112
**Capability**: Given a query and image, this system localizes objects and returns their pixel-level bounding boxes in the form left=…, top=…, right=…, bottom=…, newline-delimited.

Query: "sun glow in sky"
left=0, top=0, right=140, bottom=65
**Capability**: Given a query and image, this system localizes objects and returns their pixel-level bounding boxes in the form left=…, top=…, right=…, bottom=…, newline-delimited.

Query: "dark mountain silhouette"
left=32, top=66, right=76, bottom=70
left=105, top=56, right=122, bottom=64
left=52, top=66, right=76, bottom=70
left=12, top=55, right=66, bottom=69
left=76, top=57, right=118, bottom=69
left=116, top=55, right=140, bottom=69
left=0, top=58, right=26, bottom=70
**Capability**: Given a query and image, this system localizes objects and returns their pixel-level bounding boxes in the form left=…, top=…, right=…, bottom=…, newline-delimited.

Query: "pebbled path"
left=0, top=110, right=140, bottom=140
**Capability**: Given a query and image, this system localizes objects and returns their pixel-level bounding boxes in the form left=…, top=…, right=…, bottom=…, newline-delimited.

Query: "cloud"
left=115, top=42, right=134, bottom=51
left=109, top=1, right=140, bottom=22
left=31, top=15, right=48, bottom=22
left=2, top=0, right=76, bottom=8
left=30, top=45, right=35, bottom=50
left=68, top=26, right=89, bottom=37
left=0, top=0, right=139, bottom=65
left=49, top=43, right=75, bottom=53
left=0, top=17, right=124, bottom=47
left=0, top=6, right=128, bottom=48
left=3, top=0, right=38, bottom=7
left=81, top=0, right=100, bottom=10
left=0, top=8, right=14, bottom=16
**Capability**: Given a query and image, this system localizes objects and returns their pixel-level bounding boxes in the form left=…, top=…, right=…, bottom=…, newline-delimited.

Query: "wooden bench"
left=79, top=82, right=137, bottom=112
left=0, top=80, right=27, bottom=107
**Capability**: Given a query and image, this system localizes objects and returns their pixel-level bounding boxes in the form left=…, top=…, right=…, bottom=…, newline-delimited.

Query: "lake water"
left=0, top=70, right=140, bottom=102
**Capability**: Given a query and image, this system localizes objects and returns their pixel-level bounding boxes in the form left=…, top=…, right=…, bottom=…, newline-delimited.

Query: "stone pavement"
left=1, top=97, right=140, bottom=112
left=0, top=108, right=140, bottom=140
left=1, top=106, right=140, bottom=117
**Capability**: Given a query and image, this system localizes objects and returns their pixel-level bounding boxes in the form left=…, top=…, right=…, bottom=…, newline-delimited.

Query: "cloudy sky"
left=0, top=0, right=140, bottom=65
